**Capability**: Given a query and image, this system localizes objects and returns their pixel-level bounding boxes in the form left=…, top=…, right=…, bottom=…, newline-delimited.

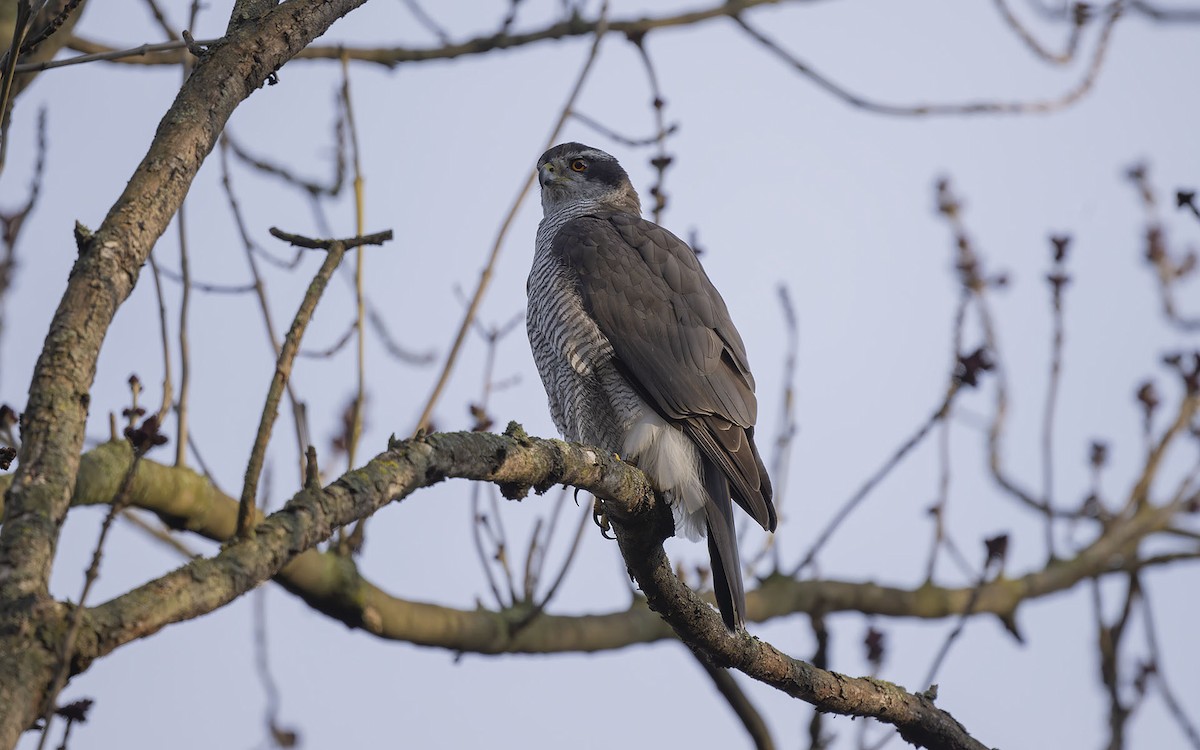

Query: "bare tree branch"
left=58, top=0, right=792, bottom=70
left=64, top=425, right=991, bottom=749
left=695, top=654, right=776, bottom=750
left=0, top=426, right=1190, bottom=658
left=991, top=0, right=1087, bottom=64
left=0, top=1, right=372, bottom=743
left=735, top=4, right=1123, bottom=116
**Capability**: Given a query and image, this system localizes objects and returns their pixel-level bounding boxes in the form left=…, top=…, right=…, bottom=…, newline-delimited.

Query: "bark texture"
left=1, top=427, right=995, bottom=749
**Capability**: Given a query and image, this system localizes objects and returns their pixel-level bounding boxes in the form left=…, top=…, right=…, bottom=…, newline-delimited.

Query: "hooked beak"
left=538, top=163, right=562, bottom=189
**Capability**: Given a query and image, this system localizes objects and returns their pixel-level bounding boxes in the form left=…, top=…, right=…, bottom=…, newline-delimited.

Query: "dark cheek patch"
left=587, top=160, right=627, bottom=189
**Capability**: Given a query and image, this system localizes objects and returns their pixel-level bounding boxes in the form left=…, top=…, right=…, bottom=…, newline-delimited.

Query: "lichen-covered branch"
left=50, top=426, right=986, bottom=749
left=0, top=422, right=1190, bottom=659
left=2, top=415, right=1192, bottom=747
left=609, top=511, right=990, bottom=750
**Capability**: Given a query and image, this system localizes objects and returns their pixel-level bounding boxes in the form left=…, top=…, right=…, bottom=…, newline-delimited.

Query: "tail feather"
left=702, top=457, right=744, bottom=631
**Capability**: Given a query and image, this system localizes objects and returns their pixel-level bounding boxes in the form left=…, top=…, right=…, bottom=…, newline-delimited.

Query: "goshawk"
left=527, top=142, right=776, bottom=631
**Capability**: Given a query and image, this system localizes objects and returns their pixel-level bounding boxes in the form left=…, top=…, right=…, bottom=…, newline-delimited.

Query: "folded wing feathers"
left=553, top=214, right=776, bottom=535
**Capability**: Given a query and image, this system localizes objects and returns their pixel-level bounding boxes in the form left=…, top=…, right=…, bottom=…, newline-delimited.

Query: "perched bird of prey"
left=527, top=142, right=776, bottom=631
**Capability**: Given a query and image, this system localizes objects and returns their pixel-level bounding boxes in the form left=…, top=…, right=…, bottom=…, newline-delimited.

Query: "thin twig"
left=225, top=127, right=345, bottom=199
left=145, top=254, right=174, bottom=424
left=141, top=0, right=181, bottom=41
left=735, top=4, right=1123, bottom=117
left=400, top=0, right=450, bottom=44
left=941, top=534, right=979, bottom=582
left=921, top=546, right=1003, bottom=689
left=0, top=106, right=47, bottom=388
left=174, top=52, right=195, bottom=466
left=120, top=508, right=201, bottom=559
left=1139, top=582, right=1200, bottom=748
left=219, top=137, right=312, bottom=478
left=237, top=229, right=391, bottom=536
left=696, top=655, right=776, bottom=750
left=156, top=264, right=257, bottom=293
left=1041, top=238, right=1070, bottom=558
left=1126, top=0, right=1200, bottom=21
left=342, top=49, right=366, bottom=473
left=488, top=505, right=516, bottom=602
left=793, top=383, right=959, bottom=576
left=356, top=281, right=436, bottom=364
left=55, top=1, right=794, bottom=70
left=340, top=50, right=370, bottom=552
left=1127, top=166, right=1200, bottom=332
left=17, top=0, right=87, bottom=56
left=466, top=315, right=523, bottom=599
left=924, top=289, right=971, bottom=583
left=937, top=177, right=1059, bottom=518
left=530, top=485, right=570, bottom=588
left=1178, top=190, right=1200, bottom=223
left=750, top=284, right=797, bottom=572
left=629, top=34, right=672, bottom=223
left=510, top=488, right=592, bottom=632
left=252, top=584, right=288, bottom=745
left=498, top=0, right=525, bottom=34
left=1091, top=572, right=1140, bottom=750
left=52, top=699, right=91, bottom=750
left=1032, top=0, right=1199, bottom=23
left=809, top=613, right=830, bottom=750
left=252, top=473, right=298, bottom=748
left=299, top=317, right=357, bottom=359
left=991, top=0, right=1087, bottom=64
left=923, top=415, right=953, bottom=584
left=1126, top=394, right=1200, bottom=513
left=532, top=497, right=591, bottom=610
left=186, top=0, right=204, bottom=31
left=570, top=110, right=677, bottom=147
left=15, top=36, right=219, bottom=73
left=480, top=487, right=518, bottom=604
left=36, top=446, right=150, bottom=750
left=0, top=1, right=35, bottom=174
left=463, top=312, right=531, bottom=603
left=186, top=429, right=223, bottom=494
left=470, top=481, right=506, bottom=608
left=251, top=242, right=306, bottom=271
left=521, top=517, right=545, bottom=602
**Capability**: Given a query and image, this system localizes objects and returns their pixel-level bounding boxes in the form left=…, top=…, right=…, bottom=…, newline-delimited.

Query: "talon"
left=592, top=498, right=614, bottom=539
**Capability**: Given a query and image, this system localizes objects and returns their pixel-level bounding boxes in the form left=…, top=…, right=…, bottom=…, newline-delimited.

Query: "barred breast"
left=528, top=210, right=708, bottom=539
left=528, top=212, right=640, bottom=454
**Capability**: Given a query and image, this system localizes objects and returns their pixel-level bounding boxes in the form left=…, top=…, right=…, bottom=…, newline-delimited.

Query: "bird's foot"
left=592, top=498, right=614, bottom=539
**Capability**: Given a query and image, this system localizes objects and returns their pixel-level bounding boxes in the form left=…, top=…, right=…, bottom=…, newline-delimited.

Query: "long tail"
left=702, top=456, right=744, bottom=631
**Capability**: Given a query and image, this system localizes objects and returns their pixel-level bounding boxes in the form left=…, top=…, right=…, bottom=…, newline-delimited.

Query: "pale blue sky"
left=4, top=2, right=1199, bottom=748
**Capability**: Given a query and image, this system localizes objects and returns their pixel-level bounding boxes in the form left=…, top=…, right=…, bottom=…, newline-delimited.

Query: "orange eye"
left=570, top=159, right=587, bottom=172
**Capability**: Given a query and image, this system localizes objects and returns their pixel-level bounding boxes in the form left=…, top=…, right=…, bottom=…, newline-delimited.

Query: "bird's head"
left=536, top=143, right=641, bottom=216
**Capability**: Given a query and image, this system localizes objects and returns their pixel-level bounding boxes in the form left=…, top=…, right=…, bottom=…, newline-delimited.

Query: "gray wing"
left=550, top=213, right=776, bottom=532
